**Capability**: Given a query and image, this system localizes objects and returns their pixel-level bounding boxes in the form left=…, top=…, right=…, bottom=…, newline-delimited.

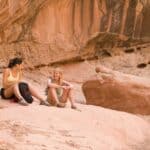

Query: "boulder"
left=82, top=65, right=150, bottom=115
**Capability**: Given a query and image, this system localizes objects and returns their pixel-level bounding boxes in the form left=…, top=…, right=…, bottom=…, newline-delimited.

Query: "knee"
left=13, top=83, right=19, bottom=90
left=67, top=85, right=73, bottom=91
left=47, top=84, right=55, bottom=89
left=63, top=88, right=71, bottom=95
left=48, top=87, right=52, bottom=91
left=26, top=83, right=31, bottom=89
left=48, top=87, right=56, bottom=93
left=65, top=86, right=72, bottom=92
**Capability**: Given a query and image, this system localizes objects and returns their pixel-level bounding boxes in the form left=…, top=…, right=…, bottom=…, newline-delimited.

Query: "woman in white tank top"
left=46, top=68, right=77, bottom=109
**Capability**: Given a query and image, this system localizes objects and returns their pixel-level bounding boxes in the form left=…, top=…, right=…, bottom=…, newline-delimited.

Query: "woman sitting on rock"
left=1, top=57, right=49, bottom=106
left=46, top=68, right=77, bottom=109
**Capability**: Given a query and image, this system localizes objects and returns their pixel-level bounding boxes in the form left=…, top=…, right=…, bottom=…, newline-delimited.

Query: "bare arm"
left=62, top=80, right=73, bottom=88
left=63, top=80, right=77, bottom=109
left=19, top=70, right=23, bottom=81
left=2, top=68, right=10, bottom=88
left=47, top=78, right=63, bottom=89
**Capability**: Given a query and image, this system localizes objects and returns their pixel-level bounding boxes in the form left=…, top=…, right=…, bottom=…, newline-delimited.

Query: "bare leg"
left=59, top=88, right=70, bottom=103
left=47, top=87, right=76, bottom=108
left=59, top=88, right=77, bottom=108
left=28, top=84, right=44, bottom=102
left=4, top=84, right=28, bottom=106
left=27, top=83, right=49, bottom=106
left=66, top=89, right=76, bottom=109
left=68, top=89, right=75, bottom=107
left=47, top=87, right=59, bottom=105
left=4, top=84, right=22, bottom=100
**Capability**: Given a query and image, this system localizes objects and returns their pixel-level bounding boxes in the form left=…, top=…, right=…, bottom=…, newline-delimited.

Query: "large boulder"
left=82, top=65, right=150, bottom=115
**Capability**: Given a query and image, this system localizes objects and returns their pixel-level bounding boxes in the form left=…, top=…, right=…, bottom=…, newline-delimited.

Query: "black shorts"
left=0, top=88, right=15, bottom=99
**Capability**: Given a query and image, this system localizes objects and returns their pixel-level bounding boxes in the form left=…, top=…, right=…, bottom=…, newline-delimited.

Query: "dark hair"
left=8, top=57, right=23, bottom=68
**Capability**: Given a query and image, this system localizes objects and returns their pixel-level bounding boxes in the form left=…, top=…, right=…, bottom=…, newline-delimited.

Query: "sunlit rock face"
left=82, top=65, right=150, bottom=115
left=0, top=0, right=149, bottom=67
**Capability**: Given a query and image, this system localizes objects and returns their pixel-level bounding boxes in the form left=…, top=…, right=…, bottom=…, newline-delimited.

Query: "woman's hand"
left=62, top=85, right=71, bottom=90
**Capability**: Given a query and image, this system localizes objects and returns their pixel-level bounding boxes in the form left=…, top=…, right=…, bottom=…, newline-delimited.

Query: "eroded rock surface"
left=0, top=0, right=150, bottom=68
left=82, top=65, right=150, bottom=115
left=0, top=104, right=150, bottom=150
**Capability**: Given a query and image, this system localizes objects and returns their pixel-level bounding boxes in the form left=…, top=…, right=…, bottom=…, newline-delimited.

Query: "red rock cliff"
left=0, top=0, right=149, bottom=67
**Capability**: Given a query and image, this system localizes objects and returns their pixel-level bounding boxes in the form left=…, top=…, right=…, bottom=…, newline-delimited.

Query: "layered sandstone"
left=0, top=0, right=150, bottom=68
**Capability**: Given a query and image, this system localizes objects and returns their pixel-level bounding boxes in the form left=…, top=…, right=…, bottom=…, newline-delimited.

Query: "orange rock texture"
left=82, top=65, right=150, bottom=115
left=0, top=0, right=150, bottom=67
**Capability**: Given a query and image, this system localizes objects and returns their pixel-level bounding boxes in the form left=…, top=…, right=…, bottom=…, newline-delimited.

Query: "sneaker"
left=56, top=102, right=66, bottom=108
left=71, top=105, right=77, bottom=109
left=40, top=100, right=50, bottom=106
left=18, top=98, right=28, bottom=106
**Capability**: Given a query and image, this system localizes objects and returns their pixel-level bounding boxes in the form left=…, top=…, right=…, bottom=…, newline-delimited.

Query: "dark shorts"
left=0, top=88, right=15, bottom=99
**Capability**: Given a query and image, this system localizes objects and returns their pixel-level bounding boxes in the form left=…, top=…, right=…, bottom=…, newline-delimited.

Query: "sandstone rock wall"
left=0, top=0, right=149, bottom=67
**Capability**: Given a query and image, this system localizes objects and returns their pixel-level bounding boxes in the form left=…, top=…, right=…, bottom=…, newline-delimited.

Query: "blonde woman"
left=46, top=68, right=76, bottom=109
left=1, top=57, right=49, bottom=106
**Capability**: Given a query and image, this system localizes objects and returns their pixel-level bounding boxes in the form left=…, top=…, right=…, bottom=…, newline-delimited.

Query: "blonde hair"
left=53, top=68, right=63, bottom=85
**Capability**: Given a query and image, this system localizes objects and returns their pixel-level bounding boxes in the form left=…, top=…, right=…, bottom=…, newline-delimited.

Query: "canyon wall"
left=0, top=0, right=150, bottom=68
